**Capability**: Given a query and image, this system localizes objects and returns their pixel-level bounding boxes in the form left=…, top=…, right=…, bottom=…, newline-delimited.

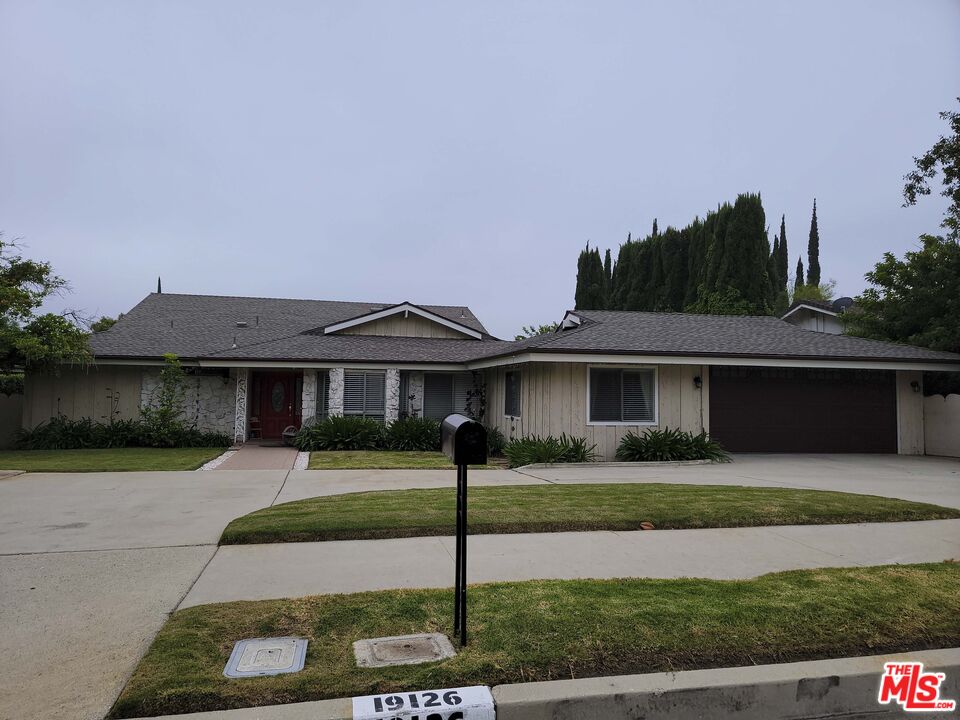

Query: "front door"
left=257, top=372, right=300, bottom=439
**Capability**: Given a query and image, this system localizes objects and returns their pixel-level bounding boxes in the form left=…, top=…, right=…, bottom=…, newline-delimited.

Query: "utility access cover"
left=223, top=637, right=308, bottom=678
left=354, top=633, right=456, bottom=668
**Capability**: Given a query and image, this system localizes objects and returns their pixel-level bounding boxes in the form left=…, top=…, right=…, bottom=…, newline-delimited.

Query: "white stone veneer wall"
left=407, top=371, right=424, bottom=418
left=301, top=371, right=317, bottom=420
left=140, top=369, right=237, bottom=436
left=385, top=368, right=400, bottom=423
left=328, top=368, right=344, bottom=416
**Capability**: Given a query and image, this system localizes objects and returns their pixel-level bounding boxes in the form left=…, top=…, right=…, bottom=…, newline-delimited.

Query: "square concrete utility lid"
left=223, top=637, right=308, bottom=678
left=354, top=633, right=456, bottom=668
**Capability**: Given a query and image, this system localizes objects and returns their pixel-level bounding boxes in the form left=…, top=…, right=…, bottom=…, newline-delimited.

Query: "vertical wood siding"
left=339, top=314, right=473, bottom=338
left=22, top=366, right=144, bottom=429
left=483, top=362, right=709, bottom=460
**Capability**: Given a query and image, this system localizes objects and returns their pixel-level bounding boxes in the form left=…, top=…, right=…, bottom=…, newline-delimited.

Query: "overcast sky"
left=1, top=1, right=958, bottom=339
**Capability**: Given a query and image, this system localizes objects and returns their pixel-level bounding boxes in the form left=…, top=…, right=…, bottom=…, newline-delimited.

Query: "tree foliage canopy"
left=0, top=234, right=89, bottom=373
left=903, top=97, right=960, bottom=241
left=845, top=235, right=959, bottom=354
left=514, top=322, right=560, bottom=341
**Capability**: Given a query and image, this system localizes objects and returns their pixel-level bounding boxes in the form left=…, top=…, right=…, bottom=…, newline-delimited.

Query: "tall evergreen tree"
left=795, top=257, right=805, bottom=289
left=777, top=214, right=789, bottom=290
left=770, top=234, right=781, bottom=288
left=602, top=248, right=612, bottom=306
left=807, top=199, right=821, bottom=286
left=574, top=244, right=606, bottom=310
left=652, top=218, right=659, bottom=237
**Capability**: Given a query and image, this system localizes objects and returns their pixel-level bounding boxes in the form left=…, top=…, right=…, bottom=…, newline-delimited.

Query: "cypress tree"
left=807, top=199, right=821, bottom=286
left=652, top=218, right=659, bottom=237
left=770, top=234, right=781, bottom=288
left=795, top=257, right=805, bottom=289
left=574, top=244, right=606, bottom=310
left=778, top=215, right=789, bottom=291
left=603, top=248, right=612, bottom=306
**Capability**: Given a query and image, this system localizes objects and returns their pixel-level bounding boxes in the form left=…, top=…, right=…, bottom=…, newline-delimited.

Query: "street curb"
left=135, top=647, right=960, bottom=719
left=516, top=459, right=719, bottom=470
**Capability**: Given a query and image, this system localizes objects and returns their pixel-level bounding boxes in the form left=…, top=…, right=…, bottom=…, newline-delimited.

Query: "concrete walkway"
left=0, top=470, right=286, bottom=720
left=214, top=443, right=299, bottom=471
left=180, top=518, right=960, bottom=607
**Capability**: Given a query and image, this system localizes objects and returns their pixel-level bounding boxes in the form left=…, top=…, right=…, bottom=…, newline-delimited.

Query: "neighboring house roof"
left=476, top=310, right=960, bottom=366
left=89, top=293, right=500, bottom=364
left=89, top=293, right=960, bottom=369
left=781, top=296, right=855, bottom=321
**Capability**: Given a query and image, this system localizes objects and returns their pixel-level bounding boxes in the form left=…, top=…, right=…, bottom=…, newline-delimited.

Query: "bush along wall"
left=16, top=415, right=231, bottom=450
left=615, top=427, right=730, bottom=462
left=503, top=434, right=599, bottom=468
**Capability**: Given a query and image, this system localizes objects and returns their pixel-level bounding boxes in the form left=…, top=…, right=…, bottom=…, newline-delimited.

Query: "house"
left=22, top=292, right=960, bottom=459
left=780, top=297, right=855, bottom=334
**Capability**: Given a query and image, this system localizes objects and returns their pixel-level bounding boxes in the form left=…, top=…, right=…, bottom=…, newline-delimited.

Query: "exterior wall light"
left=694, top=375, right=703, bottom=389
left=910, top=380, right=921, bottom=393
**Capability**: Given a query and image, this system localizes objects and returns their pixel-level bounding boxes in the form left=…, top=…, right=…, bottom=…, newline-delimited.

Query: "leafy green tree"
left=574, top=244, right=607, bottom=310
left=791, top=279, right=836, bottom=304
left=807, top=200, right=821, bottom=286
left=845, top=235, right=960, bottom=353
left=91, top=315, right=118, bottom=332
left=903, top=98, right=960, bottom=241
left=0, top=234, right=89, bottom=372
left=514, top=322, right=560, bottom=340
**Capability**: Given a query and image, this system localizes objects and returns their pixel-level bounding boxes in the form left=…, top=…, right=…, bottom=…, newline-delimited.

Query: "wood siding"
left=484, top=362, right=709, bottom=460
left=338, top=314, right=473, bottom=339
left=22, top=366, right=143, bottom=429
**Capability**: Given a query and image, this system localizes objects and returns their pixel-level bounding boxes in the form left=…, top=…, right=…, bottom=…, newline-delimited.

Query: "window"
left=588, top=367, right=656, bottom=424
left=316, top=370, right=330, bottom=419
left=423, top=372, right=473, bottom=420
left=343, top=370, right=386, bottom=421
left=504, top=370, right=521, bottom=417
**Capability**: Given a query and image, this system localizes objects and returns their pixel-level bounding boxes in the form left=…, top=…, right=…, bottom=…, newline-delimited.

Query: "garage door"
left=709, top=366, right=897, bottom=453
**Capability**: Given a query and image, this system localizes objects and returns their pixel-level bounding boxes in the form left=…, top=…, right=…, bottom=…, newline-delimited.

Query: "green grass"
left=308, top=451, right=490, bottom=470
left=0, top=448, right=228, bottom=472
left=110, top=563, right=960, bottom=718
left=220, top=482, right=960, bottom=544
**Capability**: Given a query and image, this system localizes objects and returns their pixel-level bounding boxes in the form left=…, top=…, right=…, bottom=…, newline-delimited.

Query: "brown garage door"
left=709, top=366, right=897, bottom=453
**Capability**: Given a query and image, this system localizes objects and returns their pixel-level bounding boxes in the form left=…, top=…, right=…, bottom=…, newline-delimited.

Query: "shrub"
left=503, top=434, right=598, bottom=468
left=294, top=416, right=385, bottom=451
left=486, top=425, right=506, bottom=457
left=385, top=417, right=440, bottom=451
left=15, top=416, right=230, bottom=450
left=615, top=427, right=730, bottom=462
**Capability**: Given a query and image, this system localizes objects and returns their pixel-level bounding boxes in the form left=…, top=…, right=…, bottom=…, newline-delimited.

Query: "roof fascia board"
left=196, top=359, right=469, bottom=371
left=781, top=303, right=839, bottom=320
left=466, top=351, right=960, bottom=372
left=323, top=302, right=481, bottom=339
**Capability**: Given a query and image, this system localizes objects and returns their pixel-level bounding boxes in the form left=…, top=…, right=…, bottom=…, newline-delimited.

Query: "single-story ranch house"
left=22, top=292, right=960, bottom=459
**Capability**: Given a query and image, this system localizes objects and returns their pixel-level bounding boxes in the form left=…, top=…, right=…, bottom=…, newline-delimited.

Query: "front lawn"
left=110, top=562, right=960, bottom=718
left=308, top=451, right=490, bottom=470
left=220, top=482, right=960, bottom=544
left=0, top=447, right=227, bottom=472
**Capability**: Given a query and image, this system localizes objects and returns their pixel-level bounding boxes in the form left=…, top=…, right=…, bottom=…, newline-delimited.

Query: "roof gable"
left=321, top=302, right=482, bottom=339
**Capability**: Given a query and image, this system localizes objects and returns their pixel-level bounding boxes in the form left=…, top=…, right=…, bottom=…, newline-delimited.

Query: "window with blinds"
left=317, top=371, right=330, bottom=419
left=343, top=370, right=386, bottom=421
left=423, top=373, right=473, bottom=420
left=504, top=370, right=521, bottom=417
left=588, top=367, right=656, bottom=424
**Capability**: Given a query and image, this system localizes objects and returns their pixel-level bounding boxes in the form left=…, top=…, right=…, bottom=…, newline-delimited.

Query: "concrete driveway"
left=0, top=470, right=286, bottom=720
left=1, top=454, right=958, bottom=720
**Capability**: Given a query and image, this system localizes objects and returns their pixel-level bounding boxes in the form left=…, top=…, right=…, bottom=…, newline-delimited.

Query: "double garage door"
left=709, top=366, right=897, bottom=453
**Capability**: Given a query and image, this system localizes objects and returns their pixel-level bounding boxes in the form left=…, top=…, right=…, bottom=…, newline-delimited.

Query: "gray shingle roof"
left=90, top=294, right=960, bottom=366
left=492, top=310, right=960, bottom=364
left=89, top=293, right=499, bottom=362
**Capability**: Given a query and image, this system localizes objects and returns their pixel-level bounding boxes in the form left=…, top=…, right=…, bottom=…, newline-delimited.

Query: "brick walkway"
left=213, top=443, right=299, bottom=471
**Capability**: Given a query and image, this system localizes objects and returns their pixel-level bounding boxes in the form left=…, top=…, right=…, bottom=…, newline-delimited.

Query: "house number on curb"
left=352, top=685, right=495, bottom=720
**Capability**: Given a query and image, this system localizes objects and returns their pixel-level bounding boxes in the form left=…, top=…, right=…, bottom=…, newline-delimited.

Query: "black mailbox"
left=441, top=414, right=487, bottom=466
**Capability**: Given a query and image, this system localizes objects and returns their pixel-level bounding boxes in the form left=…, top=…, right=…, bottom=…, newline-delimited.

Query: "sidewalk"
left=214, top=443, right=299, bottom=471
left=180, top=518, right=960, bottom=607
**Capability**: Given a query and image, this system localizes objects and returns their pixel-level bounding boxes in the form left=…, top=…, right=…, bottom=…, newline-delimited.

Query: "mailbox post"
left=440, top=414, right=487, bottom=646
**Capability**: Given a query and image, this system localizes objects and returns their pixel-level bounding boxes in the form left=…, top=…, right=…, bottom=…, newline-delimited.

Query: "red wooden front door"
left=257, top=372, right=300, bottom=439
